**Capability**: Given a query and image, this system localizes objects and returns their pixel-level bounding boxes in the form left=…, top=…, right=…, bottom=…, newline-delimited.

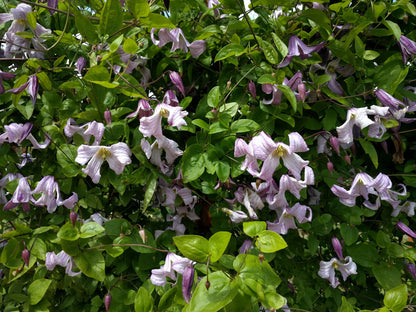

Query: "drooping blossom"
left=0, top=123, right=50, bottom=149
left=76, top=57, right=86, bottom=75
left=312, top=59, right=354, bottom=95
left=141, top=137, right=184, bottom=174
left=64, top=119, right=105, bottom=145
left=162, top=90, right=179, bottom=107
left=0, top=71, right=16, bottom=94
left=150, top=252, right=195, bottom=286
left=169, top=71, right=185, bottom=97
left=404, top=261, right=416, bottom=280
left=151, top=28, right=206, bottom=58
left=398, top=35, right=416, bottom=65
left=47, top=0, right=58, bottom=15
left=235, top=187, right=264, bottom=219
left=45, top=250, right=81, bottom=276
left=372, top=173, right=407, bottom=214
left=393, top=201, right=415, bottom=217
left=0, top=173, right=23, bottom=204
left=318, top=256, right=357, bottom=288
left=222, top=208, right=248, bottom=223
left=127, top=99, right=153, bottom=119
left=235, top=131, right=309, bottom=181
left=3, top=177, right=33, bottom=212
left=75, top=143, right=132, bottom=184
left=84, top=212, right=109, bottom=226
left=396, top=222, right=416, bottom=239
left=262, top=71, right=309, bottom=105
left=267, top=203, right=312, bottom=235
left=7, top=75, right=39, bottom=107
left=375, top=88, right=416, bottom=124
left=336, top=106, right=389, bottom=145
left=278, top=36, right=324, bottom=68
left=0, top=4, right=51, bottom=58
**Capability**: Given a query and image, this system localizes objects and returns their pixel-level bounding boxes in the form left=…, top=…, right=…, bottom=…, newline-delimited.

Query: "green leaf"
left=80, top=222, right=105, bottom=238
left=230, top=119, right=260, bottom=134
left=123, top=38, right=138, bottom=54
left=243, top=221, right=267, bottom=237
left=173, top=235, right=209, bottom=262
left=233, top=254, right=281, bottom=287
left=278, top=84, right=297, bottom=112
left=322, top=108, right=337, bottom=131
left=374, top=60, right=408, bottom=94
left=192, top=119, right=210, bottom=130
left=126, top=0, right=150, bottom=18
left=271, top=33, right=288, bottom=58
left=57, top=222, right=79, bottom=241
left=256, top=230, right=287, bottom=253
left=209, top=231, right=231, bottom=262
left=359, top=138, right=378, bottom=169
left=263, top=292, right=286, bottom=311
left=74, top=250, right=105, bottom=281
left=142, top=13, right=175, bottom=29
left=84, top=66, right=111, bottom=82
left=384, top=284, right=407, bottom=312
left=373, top=263, right=402, bottom=290
left=260, top=40, right=279, bottom=64
left=182, top=144, right=205, bottom=183
left=207, top=86, right=220, bottom=108
left=257, top=74, right=276, bottom=84
left=36, top=72, right=52, bottom=90
left=346, top=243, right=378, bottom=268
left=340, top=223, right=359, bottom=246
left=135, top=287, right=153, bottom=312
left=109, top=34, right=124, bottom=53
left=383, top=20, right=401, bottom=40
left=99, top=0, right=123, bottom=36
left=188, top=271, right=238, bottom=312
left=299, top=9, right=331, bottom=37
left=28, top=279, right=52, bottom=305
left=215, top=44, right=246, bottom=62
left=215, top=161, right=230, bottom=182
left=142, top=173, right=157, bottom=212
left=363, top=50, right=380, bottom=60
left=74, top=9, right=99, bottom=44
left=26, top=12, right=37, bottom=30
left=57, top=144, right=80, bottom=177
left=339, top=296, right=355, bottom=312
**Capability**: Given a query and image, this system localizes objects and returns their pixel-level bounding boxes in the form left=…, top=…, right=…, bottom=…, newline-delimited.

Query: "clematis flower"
left=398, top=35, right=416, bottom=65
left=331, top=172, right=379, bottom=209
left=85, top=212, right=109, bottom=226
left=318, top=256, right=357, bottom=288
left=267, top=203, right=312, bottom=235
left=3, top=177, right=33, bottom=212
left=278, top=36, right=324, bottom=68
left=222, top=208, right=248, bottom=223
left=7, top=75, right=39, bottom=107
left=169, top=71, right=185, bottom=97
left=76, top=57, right=86, bottom=75
left=182, top=265, right=195, bottom=303
left=393, top=201, right=415, bottom=217
left=235, top=187, right=264, bottom=219
left=372, top=173, right=407, bottom=213
left=139, top=103, right=188, bottom=139
left=0, top=173, right=23, bottom=204
left=64, top=119, right=105, bottom=145
left=0, top=71, right=16, bottom=94
left=375, top=88, right=416, bottom=124
left=336, top=106, right=389, bottom=145
left=312, top=59, right=354, bottom=95
left=162, top=90, right=179, bottom=107
left=75, top=143, right=132, bottom=184
left=396, top=222, right=416, bottom=239
left=127, top=99, right=153, bottom=119
left=0, top=122, right=50, bottom=148
left=150, top=252, right=195, bottom=286
left=45, top=250, right=81, bottom=276
left=404, top=261, right=416, bottom=280
left=151, top=28, right=206, bottom=58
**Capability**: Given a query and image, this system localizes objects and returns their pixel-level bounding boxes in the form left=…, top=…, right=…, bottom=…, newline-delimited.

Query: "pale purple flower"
left=151, top=28, right=206, bottom=58
left=7, top=75, right=39, bottom=106
left=398, top=35, right=416, bottom=65
left=0, top=123, right=50, bottom=149
left=375, top=88, right=416, bottom=123
left=278, top=36, right=324, bottom=67
left=0, top=173, right=23, bottom=204
left=222, top=208, right=248, bottom=223
left=47, top=0, right=58, bottom=15
left=75, top=143, right=132, bottom=184
left=372, top=173, right=407, bottom=213
left=45, top=250, right=81, bottom=276
left=150, top=252, right=195, bottom=286
left=313, top=59, right=354, bottom=95
left=169, top=71, right=185, bottom=97
left=235, top=187, right=264, bottom=220
left=64, top=119, right=105, bottom=145
left=331, top=172, right=379, bottom=209
left=0, top=71, right=16, bottom=94
left=396, top=222, right=416, bottom=239
left=318, top=256, right=357, bottom=288
left=139, top=103, right=188, bottom=139
left=394, top=201, right=415, bottom=217
left=267, top=203, right=312, bottom=235
left=163, top=90, right=179, bottom=107
left=3, top=177, right=33, bottom=212
left=127, top=99, right=153, bottom=119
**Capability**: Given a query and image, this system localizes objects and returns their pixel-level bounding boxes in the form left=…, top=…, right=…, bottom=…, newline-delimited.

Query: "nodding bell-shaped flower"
left=104, top=294, right=112, bottom=312
left=0, top=70, right=16, bottom=94
left=45, top=250, right=81, bottom=276
left=64, top=119, right=105, bottom=146
left=3, top=177, right=33, bottom=212
left=267, top=203, right=312, bottom=235
left=150, top=252, right=195, bottom=286
left=278, top=36, right=324, bottom=68
left=75, top=143, right=132, bottom=184
left=222, top=208, right=248, bottom=223
left=0, top=122, right=50, bottom=149
left=318, top=256, right=357, bottom=288
left=398, top=35, right=416, bottom=65
left=396, top=222, right=416, bottom=239
left=169, top=71, right=185, bottom=97
left=126, top=99, right=153, bottom=119
left=182, top=265, right=195, bottom=303
left=7, top=75, right=39, bottom=107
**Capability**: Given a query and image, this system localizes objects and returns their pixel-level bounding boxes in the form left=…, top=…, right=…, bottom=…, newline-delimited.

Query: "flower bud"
left=139, top=228, right=146, bottom=243
left=344, top=155, right=351, bottom=164
left=258, top=253, right=264, bottom=264
left=396, top=222, right=416, bottom=239
left=22, top=248, right=30, bottom=267
left=104, top=109, right=112, bottom=126
left=70, top=212, right=77, bottom=228
left=327, top=161, right=334, bottom=175
left=329, top=137, right=340, bottom=155
left=104, top=294, right=111, bottom=312
left=403, top=14, right=408, bottom=24
left=287, top=281, right=295, bottom=294
left=248, top=80, right=256, bottom=99
left=381, top=141, right=388, bottom=154
left=76, top=57, right=86, bottom=75
left=182, top=266, right=195, bottom=303
left=332, top=237, right=343, bottom=260
left=169, top=71, right=185, bottom=97
left=205, top=281, right=210, bottom=290
left=298, top=83, right=306, bottom=102
left=404, top=261, right=416, bottom=279
left=226, top=80, right=232, bottom=89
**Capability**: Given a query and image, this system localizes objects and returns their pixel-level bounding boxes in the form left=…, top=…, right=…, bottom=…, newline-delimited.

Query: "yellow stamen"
left=97, top=147, right=112, bottom=159
left=160, top=108, right=169, bottom=118
left=272, top=145, right=287, bottom=158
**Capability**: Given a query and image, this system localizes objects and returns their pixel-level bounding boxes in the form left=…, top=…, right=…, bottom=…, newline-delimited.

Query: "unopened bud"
left=397, top=222, right=416, bottom=239
left=271, top=72, right=275, bottom=77
left=70, top=212, right=77, bottom=228
left=350, top=143, right=356, bottom=156
left=381, top=141, right=388, bottom=154
left=96, top=55, right=102, bottom=62
left=22, top=249, right=30, bottom=267
left=331, top=237, right=343, bottom=260
left=248, top=80, right=256, bottom=99
left=139, top=228, right=146, bottom=243
left=258, top=253, right=264, bottom=264
left=76, top=57, right=86, bottom=75
left=316, top=88, right=321, bottom=98
left=298, top=83, right=306, bottom=102
left=344, top=155, right=351, bottom=164
left=104, top=294, right=112, bottom=312
left=205, top=281, right=210, bottom=290
left=226, top=80, right=232, bottom=89
left=104, top=109, right=112, bottom=126
left=287, top=281, right=295, bottom=293
left=327, top=161, right=334, bottom=175
left=182, top=266, right=195, bottom=303
left=329, top=137, right=340, bottom=155
left=404, top=14, right=408, bottom=24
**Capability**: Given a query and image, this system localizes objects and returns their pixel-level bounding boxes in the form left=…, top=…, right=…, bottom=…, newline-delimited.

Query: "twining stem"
left=86, top=243, right=169, bottom=253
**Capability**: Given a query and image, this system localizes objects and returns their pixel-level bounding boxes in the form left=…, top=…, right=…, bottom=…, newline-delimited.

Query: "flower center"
left=332, top=260, right=339, bottom=268
left=97, top=147, right=112, bottom=159
left=272, top=145, right=287, bottom=158
left=160, top=108, right=169, bottom=118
